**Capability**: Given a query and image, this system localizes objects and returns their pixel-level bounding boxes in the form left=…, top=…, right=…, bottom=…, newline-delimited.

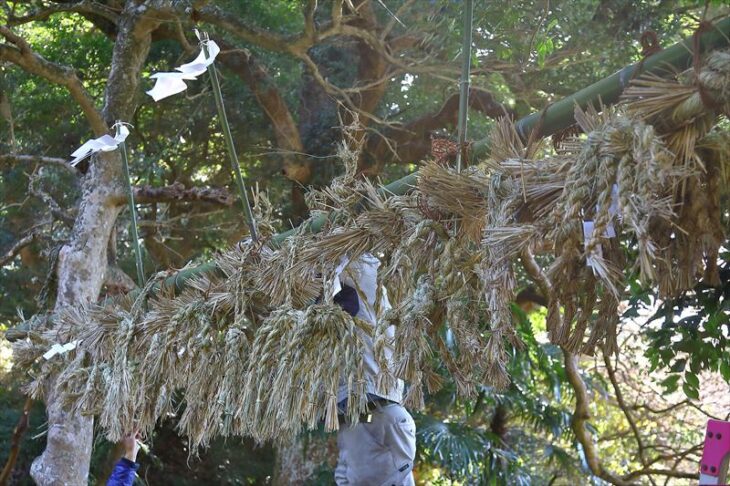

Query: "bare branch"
left=563, top=349, right=633, bottom=486
left=300, top=52, right=395, bottom=130
left=197, top=2, right=457, bottom=80
left=603, top=351, right=653, bottom=481
left=623, top=468, right=697, bottom=481
left=0, top=79, right=16, bottom=151
left=303, top=0, right=318, bottom=40
left=0, top=397, right=32, bottom=484
left=109, top=182, right=235, bottom=206
left=194, top=5, right=293, bottom=53
left=28, top=168, right=76, bottom=225
left=381, top=0, right=416, bottom=40
left=7, top=1, right=120, bottom=26
left=363, top=88, right=515, bottom=173
left=0, top=154, right=77, bottom=175
left=0, top=232, right=38, bottom=267
left=215, top=40, right=309, bottom=182
left=331, top=0, right=343, bottom=28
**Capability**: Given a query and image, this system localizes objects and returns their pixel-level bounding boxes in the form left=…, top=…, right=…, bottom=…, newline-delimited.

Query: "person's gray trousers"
left=335, top=402, right=416, bottom=486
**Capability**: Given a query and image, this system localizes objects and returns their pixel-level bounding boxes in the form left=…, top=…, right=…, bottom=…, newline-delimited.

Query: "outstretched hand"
left=122, top=430, right=141, bottom=462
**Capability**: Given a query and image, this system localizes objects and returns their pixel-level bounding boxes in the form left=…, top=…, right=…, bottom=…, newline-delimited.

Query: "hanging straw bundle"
left=14, top=43, right=730, bottom=451
left=417, top=161, right=492, bottom=240
left=240, top=304, right=370, bottom=443
left=622, top=49, right=730, bottom=294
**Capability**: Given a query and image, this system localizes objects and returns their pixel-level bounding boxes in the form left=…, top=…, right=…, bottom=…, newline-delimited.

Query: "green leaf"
left=720, top=361, right=730, bottom=381
left=535, top=37, right=554, bottom=67
left=683, top=382, right=699, bottom=400
left=660, top=374, right=680, bottom=393
left=684, top=372, right=699, bottom=388
left=706, top=312, right=723, bottom=333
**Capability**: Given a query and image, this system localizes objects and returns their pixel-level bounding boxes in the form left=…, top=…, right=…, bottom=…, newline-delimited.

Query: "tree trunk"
left=31, top=152, right=124, bottom=485
left=30, top=3, right=160, bottom=482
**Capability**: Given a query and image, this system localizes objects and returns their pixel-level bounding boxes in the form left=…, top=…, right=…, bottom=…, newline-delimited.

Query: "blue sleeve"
left=106, top=458, right=139, bottom=486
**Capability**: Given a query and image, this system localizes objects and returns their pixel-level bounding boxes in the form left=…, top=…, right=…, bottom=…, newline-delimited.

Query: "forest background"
left=1, top=0, right=729, bottom=484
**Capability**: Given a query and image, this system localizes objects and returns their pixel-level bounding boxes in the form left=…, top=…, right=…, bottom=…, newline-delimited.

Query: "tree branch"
left=7, top=1, right=120, bottom=26
left=0, top=232, right=38, bottom=267
left=303, top=0, right=318, bottom=41
left=380, top=0, right=416, bottom=40
left=215, top=41, right=308, bottom=182
left=0, top=397, right=33, bottom=484
left=0, top=154, right=77, bottom=175
left=100, top=5, right=160, bottom=124
left=118, top=182, right=235, bottom=206
left=28, top=169, right=76, bottom=225
left=194, top=5, right=294, bottom=53
left=363, top=88, right=515, bottom=173
left=603, top=351, right=652, bottom=481
left=0, top=26, right=106, bottom=135
left=622, top=468, right=696, bottom=481
left=563, top=349, right=634, bottom=486
left=197, top=2, right=458, bottom=79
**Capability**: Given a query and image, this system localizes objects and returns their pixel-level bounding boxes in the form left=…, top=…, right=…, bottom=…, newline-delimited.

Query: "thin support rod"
left=118, top=128, right=145, bottom=288
left=455, top=0, right=474, bottom=173
left=201, top=39, right=259, bottom=242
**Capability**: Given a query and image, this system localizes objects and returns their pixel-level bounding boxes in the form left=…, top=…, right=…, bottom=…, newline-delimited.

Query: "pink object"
left=699, top=419, right=730, bottom=485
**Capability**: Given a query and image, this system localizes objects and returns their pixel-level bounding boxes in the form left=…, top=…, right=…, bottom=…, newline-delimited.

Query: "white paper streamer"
left=324, top=256, right=350, bottom=299
left=43, top=340, right=79, bottom=360
left=69, top=124, right=130, bottom=166
left=146, top=40, right=220, bottom=102
left=583, top=184, right=621, bottom=270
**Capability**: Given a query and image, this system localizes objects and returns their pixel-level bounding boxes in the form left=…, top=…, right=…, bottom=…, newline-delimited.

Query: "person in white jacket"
left=330, top=254, right=416, bottom=486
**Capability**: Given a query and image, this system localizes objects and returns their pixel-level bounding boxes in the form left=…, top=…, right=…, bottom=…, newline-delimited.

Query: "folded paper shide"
left=69, top=124, right=129, bottom=166
left=42, top=340, right=79, bottom=360
left=146, top=40, right=220, bottom=102
left=583, top=184, right=619, bottom=272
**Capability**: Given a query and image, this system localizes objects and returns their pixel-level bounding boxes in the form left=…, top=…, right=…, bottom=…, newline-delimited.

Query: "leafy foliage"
left=641, top=246, right=730, bottom=398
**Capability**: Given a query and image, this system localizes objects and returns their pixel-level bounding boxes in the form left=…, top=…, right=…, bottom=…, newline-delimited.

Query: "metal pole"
left=117, top=124, right=145, bottom=288
left=201, top=35, right=259, bottom=242
left=455, top=0, right=474, bottom=173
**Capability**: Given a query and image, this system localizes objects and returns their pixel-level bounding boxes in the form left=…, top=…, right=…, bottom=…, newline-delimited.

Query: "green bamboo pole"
left=472, top=17, right=730, bottom=158
left=6, top=19, right=730, bottom=341
left=201, top=34, right=259, bottom=242
left=117, top=123, right=145, bottom=288
left=455, top=0, right=474, bottom=172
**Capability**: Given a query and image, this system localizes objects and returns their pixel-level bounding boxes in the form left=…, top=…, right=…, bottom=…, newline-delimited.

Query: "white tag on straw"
left=329, top=256, right=350, bottom=299
left=43, top=340, right=79, bottom=360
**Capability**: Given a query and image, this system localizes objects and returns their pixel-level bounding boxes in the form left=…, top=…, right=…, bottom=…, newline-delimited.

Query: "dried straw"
left=15, top=48, right=730, bottom=448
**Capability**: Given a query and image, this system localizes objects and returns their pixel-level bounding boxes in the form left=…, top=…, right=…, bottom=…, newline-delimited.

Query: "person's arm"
left=106, top=432, right=140, bottom=486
